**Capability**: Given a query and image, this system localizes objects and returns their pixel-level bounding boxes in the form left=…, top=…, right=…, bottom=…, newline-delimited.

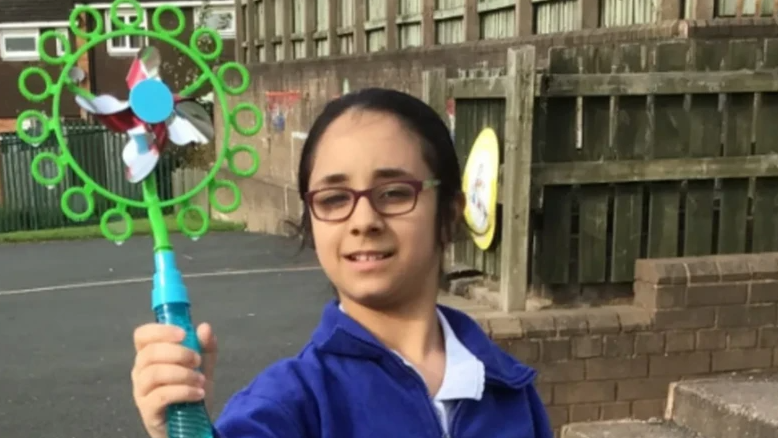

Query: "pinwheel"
left=72, top=46, right=215, bottom=183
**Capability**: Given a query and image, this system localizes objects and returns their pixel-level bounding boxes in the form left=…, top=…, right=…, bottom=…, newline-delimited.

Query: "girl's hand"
left=131, top=322, right=217, bottom=438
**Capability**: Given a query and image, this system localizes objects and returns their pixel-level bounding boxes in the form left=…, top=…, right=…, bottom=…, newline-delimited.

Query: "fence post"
left=499, top=45, right=536, bottom=312
left=422, top=67, right=459, bottom=274
left=422, top=68, right=448, bottom=125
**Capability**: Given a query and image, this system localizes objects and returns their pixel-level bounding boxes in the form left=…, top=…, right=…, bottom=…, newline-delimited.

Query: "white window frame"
left=194, top=5, right=236, bottom=38
left=0, top=29, right=40, bottom=61
left=105, top=8, right=149, bottom=55
left=55, top=28, right=69, bottom=57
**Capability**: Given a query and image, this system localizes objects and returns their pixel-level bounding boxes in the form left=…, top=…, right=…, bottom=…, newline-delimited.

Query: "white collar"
left=338, top=303, right=485, bottom=401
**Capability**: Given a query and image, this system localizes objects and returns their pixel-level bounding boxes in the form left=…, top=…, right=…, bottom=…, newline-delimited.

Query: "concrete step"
left=667, top=373, right=778, bottom=438
left=561, top=419, right=704, bottom=438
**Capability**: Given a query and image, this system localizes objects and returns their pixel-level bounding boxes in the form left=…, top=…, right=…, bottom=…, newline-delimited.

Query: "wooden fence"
left=424, top=37, right=778, bottom=312
left=0, top=122, right=205, bottom=234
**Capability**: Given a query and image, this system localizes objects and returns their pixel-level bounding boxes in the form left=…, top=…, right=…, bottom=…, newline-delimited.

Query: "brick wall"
left=479, top=253, right=778, bottom=436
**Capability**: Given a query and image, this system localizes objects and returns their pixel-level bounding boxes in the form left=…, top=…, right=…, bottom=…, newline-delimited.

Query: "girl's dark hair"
left=289, top=87, right=462, bottom=250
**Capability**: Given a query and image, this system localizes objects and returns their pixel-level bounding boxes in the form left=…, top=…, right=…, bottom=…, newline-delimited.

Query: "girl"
left=131, top=88, right=553, bottom=438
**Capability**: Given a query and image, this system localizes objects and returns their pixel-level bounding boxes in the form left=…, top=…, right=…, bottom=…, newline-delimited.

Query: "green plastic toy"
left=16, top=1, right=263, bottom=437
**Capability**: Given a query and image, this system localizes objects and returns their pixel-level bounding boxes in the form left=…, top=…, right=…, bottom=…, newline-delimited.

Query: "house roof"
left=0, top=1, right=225, bottom=24
left=0, top=0, right=75, bottom=24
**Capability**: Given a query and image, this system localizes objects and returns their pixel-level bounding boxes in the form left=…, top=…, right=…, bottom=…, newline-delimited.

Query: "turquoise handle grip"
left=151, top=250, right=214, bottom=438
left=155, top=303, right=214, bottom=438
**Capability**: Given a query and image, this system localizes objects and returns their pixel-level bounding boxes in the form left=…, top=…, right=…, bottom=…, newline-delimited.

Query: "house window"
left=106, top=9, right=148, bottom=54
left=55, top=28, right=69, bottom=56
left=195, top=6, right=236, bottom=38
left=0, top=30, right=39, bottom=61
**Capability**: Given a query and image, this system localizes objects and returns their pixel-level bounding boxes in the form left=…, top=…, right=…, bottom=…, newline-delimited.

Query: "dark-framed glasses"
left=304, top=179, right=440, bottom=222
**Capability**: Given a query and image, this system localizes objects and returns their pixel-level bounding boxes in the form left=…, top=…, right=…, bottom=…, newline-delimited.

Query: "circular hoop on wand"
left=15, top=1, right=264, bottom=437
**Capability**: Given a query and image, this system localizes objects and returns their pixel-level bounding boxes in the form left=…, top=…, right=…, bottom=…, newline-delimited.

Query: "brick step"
left=667, top=373, right=778, bottom=438
left=561, top=419, right=704, bottom=438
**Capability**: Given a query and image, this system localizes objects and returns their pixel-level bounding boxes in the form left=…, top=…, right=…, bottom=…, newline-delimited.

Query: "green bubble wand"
left=16, top=1, right=263, bottom=437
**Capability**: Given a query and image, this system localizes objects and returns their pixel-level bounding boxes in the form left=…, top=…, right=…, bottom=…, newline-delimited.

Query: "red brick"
left=686, top=258, right=720, bottom=283
left=603, top=334, right=634, bottom=357
left=759, top=327, right=778, bottom=348
left=519, top=313, right=557, bottom=338
left=572, top=335, right=602, bottom=359
left=712, top=348, right=773, bottom=372
left=686, top=283, right=747, bottom=307
left=727, top=328, right=757, bottom=349
left=635, top=332, right=665, bottom=354
left=749, top=280, right=778, bottom=303
left=716, top=255, right=753, bottom=281
left=634, top=282, right=686, bottom=309
left=545, top=406, right=569, bottom=430
left=618, top=307, right=652, bottom=332
left=696, top=329, right=727, bottom=350
left=717, top=304, right=776, bottom=328
left=554, top=381, right=616, bottom=404
left=554, top=312, right=589, bottom=336
left=654, top=307, right=716, bottom=330
left=586, top=308, right=621, bottom=334
left=649, top=351, right=711, bottom=376
left=600, top=401, right=631, bottom=420
left=537, top=361, right=585, bottom=383
left=500, top=339, right=541, bottom=363
left=486, top=316, right=523, bottom=339
left=634, top=259, right=688, bottom=285
left=586, top=357, right=648, bottom=380
left=748, top=255, right=778, bottom=280
left=631, top=399, right=667, bottom=420
left=542, top=338, right=571, bottom=362
left=665, top=331, right=695, bottom=352
left=569, top=404, right=600, bottom=422
left=617, top=377, right=674, bottom=401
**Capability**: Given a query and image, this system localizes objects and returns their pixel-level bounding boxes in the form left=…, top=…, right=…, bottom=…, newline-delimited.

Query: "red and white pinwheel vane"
left=71, top=46, right=214, bottom=183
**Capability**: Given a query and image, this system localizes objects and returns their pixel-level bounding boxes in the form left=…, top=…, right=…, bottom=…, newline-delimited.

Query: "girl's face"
left=306, top=109, right=442, bottom=310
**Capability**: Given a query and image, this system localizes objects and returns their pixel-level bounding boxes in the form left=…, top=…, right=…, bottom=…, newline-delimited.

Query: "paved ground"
left=0, top=231, right=332, bottom=438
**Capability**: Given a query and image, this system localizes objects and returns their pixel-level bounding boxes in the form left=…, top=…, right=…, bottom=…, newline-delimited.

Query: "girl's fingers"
left=141, top=384, right=207, bottom=419
left=134, top=342, right=201, bottom=372
left=133, top=323, right=185, bottom=352
left=133, top=363, right=206, bottom=399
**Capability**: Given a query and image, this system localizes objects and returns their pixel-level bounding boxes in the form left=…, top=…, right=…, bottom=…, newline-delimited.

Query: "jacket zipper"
left=346, top=333, right=453, bottom=437
left=389, top=355, right=448, bottom=437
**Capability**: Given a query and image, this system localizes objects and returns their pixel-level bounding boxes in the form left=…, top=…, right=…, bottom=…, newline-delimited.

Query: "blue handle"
left=152, top=250, right=214, bottom=438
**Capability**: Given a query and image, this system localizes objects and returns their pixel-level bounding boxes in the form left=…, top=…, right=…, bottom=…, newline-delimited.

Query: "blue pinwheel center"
left=129, top=79, right=175, bottom=124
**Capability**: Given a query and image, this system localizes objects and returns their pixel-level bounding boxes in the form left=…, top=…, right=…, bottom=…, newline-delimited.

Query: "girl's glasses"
left=304, top=179, right=440, bottom=222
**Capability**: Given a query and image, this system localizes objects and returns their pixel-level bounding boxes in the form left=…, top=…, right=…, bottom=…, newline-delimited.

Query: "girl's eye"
left=376, top=184, right=414, bottom=201
left=315, top=191, right=351, bottom=207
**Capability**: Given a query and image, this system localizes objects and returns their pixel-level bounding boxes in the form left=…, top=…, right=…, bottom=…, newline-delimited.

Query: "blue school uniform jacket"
left=213, top=300, right=553, bottom=437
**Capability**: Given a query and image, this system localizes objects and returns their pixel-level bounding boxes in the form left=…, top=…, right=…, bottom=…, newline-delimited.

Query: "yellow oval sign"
left=462, top=128, right=500, bottom=250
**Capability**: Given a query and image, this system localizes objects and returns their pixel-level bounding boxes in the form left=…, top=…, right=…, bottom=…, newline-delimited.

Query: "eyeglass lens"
left=311, top=182, right=418, bottom=220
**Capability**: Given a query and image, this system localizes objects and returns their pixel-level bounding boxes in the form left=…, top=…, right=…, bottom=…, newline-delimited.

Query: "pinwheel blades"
left=75, top=94, right=130, bottom=115
left=122, top=128, right=160, bottom=183
left=127, top=45, right=162, bottom=89
left=67, top=66, right=86, bottom=85
left=174, top=100, right=214, bottom=143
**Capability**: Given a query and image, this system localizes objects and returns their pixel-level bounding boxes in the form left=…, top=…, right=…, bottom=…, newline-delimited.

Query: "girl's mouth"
left=345, top=251, right=394, bottom=262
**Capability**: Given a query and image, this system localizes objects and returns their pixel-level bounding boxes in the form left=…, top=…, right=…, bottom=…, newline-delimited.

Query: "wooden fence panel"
left=683, top=40, right=724, bottom=256
left=610, top=43, right=648, bottom=281
left=433, top=38, right=778, bottom=305
left=537, top=46, right=577, bottom=286
left=752, top=39, right=778, bottom=252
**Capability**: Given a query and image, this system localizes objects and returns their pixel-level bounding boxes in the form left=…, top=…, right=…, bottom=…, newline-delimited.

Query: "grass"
left=0, top=214, right=246, bottom=244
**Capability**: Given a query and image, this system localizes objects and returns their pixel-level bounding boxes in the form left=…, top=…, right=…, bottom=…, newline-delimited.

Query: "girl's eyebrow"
left=312, top=168, right=414, bottom=188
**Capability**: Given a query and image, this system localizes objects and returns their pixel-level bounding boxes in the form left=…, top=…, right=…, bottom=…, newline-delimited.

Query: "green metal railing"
left=0, top=119, right=180, bottom=234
